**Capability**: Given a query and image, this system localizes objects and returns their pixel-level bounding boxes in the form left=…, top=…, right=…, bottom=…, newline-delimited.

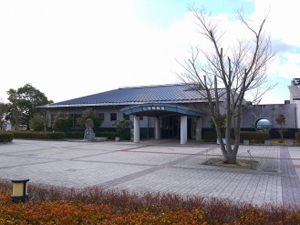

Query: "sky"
left=0, top=0, right=299, bottom=105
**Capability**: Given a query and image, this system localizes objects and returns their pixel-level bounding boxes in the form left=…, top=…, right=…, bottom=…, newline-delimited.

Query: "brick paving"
left=280, top=146, right=300, bottom=205
left=1, top=139, right=300, bottom=207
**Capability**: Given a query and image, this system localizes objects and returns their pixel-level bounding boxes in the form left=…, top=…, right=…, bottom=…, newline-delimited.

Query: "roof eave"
left=38, top=99, right=222, bottom=109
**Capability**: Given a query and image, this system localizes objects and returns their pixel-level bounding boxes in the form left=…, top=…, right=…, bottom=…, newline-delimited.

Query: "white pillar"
left=47, top=112, right=52, bottom=127
left=155, top=117, right=160, bottom=139
left=196, top=117, right=202, bottom=141
left=134, top=116, right=140, bottom=143
left=180, top=116, right=187, bottom=144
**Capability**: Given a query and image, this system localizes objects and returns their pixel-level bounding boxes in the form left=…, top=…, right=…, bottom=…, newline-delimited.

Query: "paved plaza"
left=1, top=139, right=300, bottom=207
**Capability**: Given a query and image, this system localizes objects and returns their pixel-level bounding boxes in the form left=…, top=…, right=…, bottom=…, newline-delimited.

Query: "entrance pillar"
left=180, top=116, right=187, bottom=144
left=134, top=116, right=140, bottom=143
left=196, top=117, right=202, bottom=141
left=154, top=117, right=160, bottom=139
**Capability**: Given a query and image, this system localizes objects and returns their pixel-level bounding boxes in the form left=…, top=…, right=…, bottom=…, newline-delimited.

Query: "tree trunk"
left=224, top=154, right=237, bottom=164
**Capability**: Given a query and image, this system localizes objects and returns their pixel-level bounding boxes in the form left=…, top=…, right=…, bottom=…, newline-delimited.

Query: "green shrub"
left=29, top=112, right=48, bottom=131
left=52, top=112, right=72, bottom=131
left=65, top=131, right=84, bottom=139
left=240, top=131, right=269, bottom=143
left=10, top=131, right=65, bottom=140
left=210, top=114, right=227, bottom=134
left=0, top=132, right=13, bottom=142
left=9, top=131, right=29, bottom=139
left=76, top=108, right=103, bottom=128
left=296, top=133, right=300, bottom=143
left=47, top=132, right=65, bottom=139
left=203, top=131, right=217, bottom=142
left=113, top=119, right=133, bottom=140
left=95, top=131, right=116, bottom=139
left=121, top=132, right=131, bottom=140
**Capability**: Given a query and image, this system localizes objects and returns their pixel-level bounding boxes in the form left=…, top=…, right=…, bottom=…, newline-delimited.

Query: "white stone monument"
left=84, top=118, right=96, bottom=141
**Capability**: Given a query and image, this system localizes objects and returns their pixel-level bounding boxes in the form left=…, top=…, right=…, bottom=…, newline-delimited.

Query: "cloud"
left=269, top=53, right=300, bottom=79
left=0, top=0, right=298, bottom=105
left=253, top=0, right=300, bottom=46
left=165, top=4, right=297, bottom=104
left=0, top=0, right=178, bottom=102
left=272, top=39, right=300, bottom=54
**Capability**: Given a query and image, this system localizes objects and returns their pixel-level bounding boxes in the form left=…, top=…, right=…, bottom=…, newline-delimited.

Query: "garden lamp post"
left=11, top=178, right=29, bottom=202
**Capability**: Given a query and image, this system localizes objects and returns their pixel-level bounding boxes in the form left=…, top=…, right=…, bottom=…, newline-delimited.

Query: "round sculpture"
left=85, top=118, right=94, bottom=129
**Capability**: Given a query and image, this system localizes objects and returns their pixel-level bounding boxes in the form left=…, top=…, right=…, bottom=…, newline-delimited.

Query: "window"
left=123, top=113, right=129, bottom=120
left=255, top=118, right=271, bottom=132
left=110, top=113, right=117, bottom=121
left=51, top=114, right=56, bottom=125
left=140, top=116, right=143, bottom=120
left=74, top=114, right=81, bottom=128
left=99, top=113, right=104, bottom=121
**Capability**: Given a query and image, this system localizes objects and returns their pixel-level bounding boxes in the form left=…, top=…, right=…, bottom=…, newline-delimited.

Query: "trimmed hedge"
left=95, top=131, right=116, bottom=139
left=121, top=132, right=131, bottom=140
left=11, top=131, right=65, bottom=140
left=1, top=180, right=300, bottom=224
left=0, top=132, right=13, bottom=142
left=64, top=131, right=117, bottom=140
left=204, top=131, right=270, bottom=144
left=240, top=131, right=269, bottom=144
left=296, top=133, right=300, bottom=143
left=203, top=131, right=217, bottom=142
left=65, top=131, right=84, bottom=139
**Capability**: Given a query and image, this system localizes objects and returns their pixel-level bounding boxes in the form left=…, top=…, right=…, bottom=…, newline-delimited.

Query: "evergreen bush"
left=0, top=132, right=13, bottom=142
left=95, top=131, right=116, bottom=139
left=203, top=131, right=217, bottom=142
left=240, top=131, right=269, bottom=143
left=10, top=131, right=65, bottom=140
left=295, top=133, right=300, bottom=143
left=52, top=112, right=72, bottom=131
left=65, top=131, right=84, bottom=139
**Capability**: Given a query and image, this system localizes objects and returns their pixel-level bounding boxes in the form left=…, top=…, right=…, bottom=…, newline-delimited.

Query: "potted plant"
left=113, top=118, right=133, bottom=141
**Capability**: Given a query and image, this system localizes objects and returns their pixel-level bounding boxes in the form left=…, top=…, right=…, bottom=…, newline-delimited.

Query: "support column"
left=154, top=117, right=160, bottom=139
left=134, top=116, right=140, bottom=143
left=196, top=117, right=202, bottom=141
left=180, top=116, right=187, bottom=144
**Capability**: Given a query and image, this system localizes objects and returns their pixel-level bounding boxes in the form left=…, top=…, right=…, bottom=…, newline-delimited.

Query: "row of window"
left=109, top=113, right=142, bottom=121
left=51, top=113, right=143, bottom=127
left=107, top=113, right=143, bottom=121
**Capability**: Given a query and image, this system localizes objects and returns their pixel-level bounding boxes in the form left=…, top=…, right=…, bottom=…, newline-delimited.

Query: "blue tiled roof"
left=40, top=84, right=226, bottom=108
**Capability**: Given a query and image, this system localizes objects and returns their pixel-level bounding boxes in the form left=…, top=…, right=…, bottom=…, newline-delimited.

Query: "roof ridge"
left=118, top=83, right=188, bottom=90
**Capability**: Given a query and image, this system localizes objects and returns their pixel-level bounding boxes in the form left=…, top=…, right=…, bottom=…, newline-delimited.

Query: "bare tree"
left=178, top=7, right=275, bottom=164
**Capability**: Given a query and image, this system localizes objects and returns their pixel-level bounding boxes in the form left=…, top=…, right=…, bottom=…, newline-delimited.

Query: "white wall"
left=290, top=99, right=300, bottom=129
left=48, top=107, right=154, bottom=129
left=240, top=104, right=297, bottom=129
left=47, top=102, right=297, bottom=131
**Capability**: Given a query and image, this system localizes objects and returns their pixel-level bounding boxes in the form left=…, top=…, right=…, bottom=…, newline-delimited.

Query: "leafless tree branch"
left=177, top=7, right=276, bottom=163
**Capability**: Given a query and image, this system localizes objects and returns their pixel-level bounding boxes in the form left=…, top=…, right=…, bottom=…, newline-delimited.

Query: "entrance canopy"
left=120, top=103, right=205, bottom=117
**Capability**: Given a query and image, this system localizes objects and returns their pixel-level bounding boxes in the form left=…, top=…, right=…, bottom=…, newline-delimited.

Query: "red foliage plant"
left=1, top=178, right=300, bottom=224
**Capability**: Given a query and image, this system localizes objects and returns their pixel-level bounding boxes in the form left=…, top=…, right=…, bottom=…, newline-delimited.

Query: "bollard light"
left=11, top=178, right=29, bottom=202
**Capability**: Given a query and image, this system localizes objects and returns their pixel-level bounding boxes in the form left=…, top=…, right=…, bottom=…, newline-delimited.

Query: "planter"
left=217, top=138, right=226, bottom=145
left=244, top=140, right=249, bottom=145
left=115, top=137, right=120, bottom=142
left=286, top=140, right=292, bottom=146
